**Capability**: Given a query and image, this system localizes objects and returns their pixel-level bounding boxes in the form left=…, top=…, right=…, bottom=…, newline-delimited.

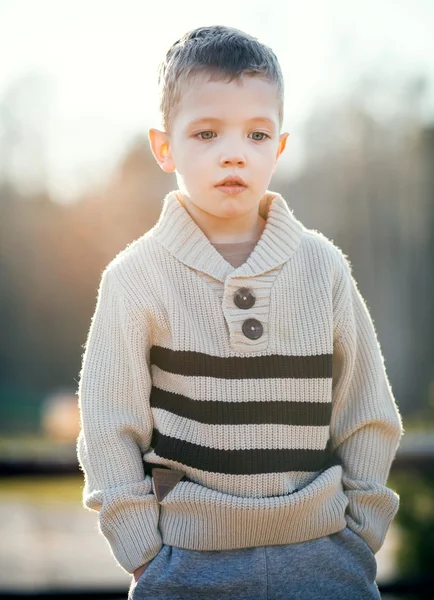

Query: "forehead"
left=172, top=74, right=281, bottom=128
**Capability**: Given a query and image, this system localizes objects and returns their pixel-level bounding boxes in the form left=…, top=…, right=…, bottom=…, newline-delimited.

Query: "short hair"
left=158, top=25, right=284, bottom=131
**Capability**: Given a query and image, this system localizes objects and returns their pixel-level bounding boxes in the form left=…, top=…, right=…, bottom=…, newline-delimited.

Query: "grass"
left=0, top=475, right=84, bottom=504
left=0, top=433, right=82, bottom=505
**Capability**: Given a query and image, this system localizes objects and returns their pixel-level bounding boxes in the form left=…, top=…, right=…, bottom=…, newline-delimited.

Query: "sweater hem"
left=157, top=465, right=349, bottom=550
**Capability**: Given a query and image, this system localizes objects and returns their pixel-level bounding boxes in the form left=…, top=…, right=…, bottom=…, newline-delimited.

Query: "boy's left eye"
left=248, top=131, right=269, bottom=141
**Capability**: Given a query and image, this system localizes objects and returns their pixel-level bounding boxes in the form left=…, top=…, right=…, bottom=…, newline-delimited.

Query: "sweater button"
left=234, top=288, right=256, bottom=309
left=242, top=318, right=263, bottom=340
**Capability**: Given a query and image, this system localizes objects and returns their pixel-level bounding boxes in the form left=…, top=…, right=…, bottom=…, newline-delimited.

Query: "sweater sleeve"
left=330, top=254, right=404, bottom=554
left=76, top=268, right=162, bottom=573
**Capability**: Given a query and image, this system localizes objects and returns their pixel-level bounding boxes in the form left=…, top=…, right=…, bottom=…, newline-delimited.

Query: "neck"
left=177, top=194, right=266, bottom=244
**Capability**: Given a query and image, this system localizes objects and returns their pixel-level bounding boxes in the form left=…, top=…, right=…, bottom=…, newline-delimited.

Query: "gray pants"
left=129, top=526, right=380, bottom=599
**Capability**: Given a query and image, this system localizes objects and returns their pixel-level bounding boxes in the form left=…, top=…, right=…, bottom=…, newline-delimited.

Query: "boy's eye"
left=249, top=131, right=269, bottom=141
left=196, top=131, right=216, bottom=140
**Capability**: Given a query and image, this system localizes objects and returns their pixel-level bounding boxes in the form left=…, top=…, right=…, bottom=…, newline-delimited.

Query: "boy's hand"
left=133, top=561, right=150, bottom=582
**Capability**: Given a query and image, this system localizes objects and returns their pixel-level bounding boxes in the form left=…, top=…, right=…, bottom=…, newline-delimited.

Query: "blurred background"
left=0, top=0, right=433, bottom=598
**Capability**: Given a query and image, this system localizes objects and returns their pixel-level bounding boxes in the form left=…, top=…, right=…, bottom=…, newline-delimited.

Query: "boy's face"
left=149, top=74, right=288, bottom=224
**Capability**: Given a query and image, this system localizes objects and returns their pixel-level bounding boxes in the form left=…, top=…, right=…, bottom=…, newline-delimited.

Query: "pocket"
left=135, top=560, right=152, bottom=584
left=343, top=527, right=377, bottom=579
left=131, top=545, right=167, bottom=594
left=345, top=527, right=375, bottom=555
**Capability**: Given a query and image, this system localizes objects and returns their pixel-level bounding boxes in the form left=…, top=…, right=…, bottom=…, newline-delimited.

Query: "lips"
left=215, top=175, right=247, bottom=187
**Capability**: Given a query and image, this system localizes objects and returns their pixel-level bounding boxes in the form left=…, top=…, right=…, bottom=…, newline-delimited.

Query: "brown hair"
left=158, top=25, right=284, bottom=131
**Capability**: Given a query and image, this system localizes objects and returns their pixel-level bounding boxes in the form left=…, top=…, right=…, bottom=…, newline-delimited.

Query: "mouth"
left=215, top=175, right=247, bottom=188
left=215, top=176, right=248, bottom=196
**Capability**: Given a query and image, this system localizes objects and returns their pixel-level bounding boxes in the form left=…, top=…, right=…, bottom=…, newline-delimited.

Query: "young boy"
left=77, top=25, right=403, bottom=600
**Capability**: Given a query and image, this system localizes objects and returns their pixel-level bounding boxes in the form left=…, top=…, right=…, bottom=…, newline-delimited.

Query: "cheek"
left=173, top=140, right=212, bottom=168
left=174, top=153, right=211, bottom=183
left=249, top=144, right=279, bottom=168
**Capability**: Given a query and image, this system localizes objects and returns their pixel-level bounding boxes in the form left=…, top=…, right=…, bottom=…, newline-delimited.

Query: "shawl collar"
left=151, top=190, right=304, bottom=282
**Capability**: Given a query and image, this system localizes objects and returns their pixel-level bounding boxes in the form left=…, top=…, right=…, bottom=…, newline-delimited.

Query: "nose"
left=219, top=147, right=246, bottom=168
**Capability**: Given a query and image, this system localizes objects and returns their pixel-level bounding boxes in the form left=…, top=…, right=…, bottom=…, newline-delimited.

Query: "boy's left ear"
left=148, top=128, right=176, bottom=173
left=273, top=132, right=289, bottom=172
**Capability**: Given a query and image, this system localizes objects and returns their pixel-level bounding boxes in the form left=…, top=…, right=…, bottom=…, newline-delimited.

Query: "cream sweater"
left=77, top=190, right=403, bottom=574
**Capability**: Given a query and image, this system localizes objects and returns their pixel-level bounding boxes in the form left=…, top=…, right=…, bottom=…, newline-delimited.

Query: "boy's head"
left=158, top=25, right=284, bottom=132
left=149, top=25, right=289, bottom=228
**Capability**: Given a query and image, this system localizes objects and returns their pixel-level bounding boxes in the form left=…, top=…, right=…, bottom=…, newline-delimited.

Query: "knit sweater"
left=77, top=189, right=403, bottom=574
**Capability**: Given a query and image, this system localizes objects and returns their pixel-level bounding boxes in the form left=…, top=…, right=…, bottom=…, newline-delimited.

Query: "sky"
left=0, top=0, right=433, bottom=202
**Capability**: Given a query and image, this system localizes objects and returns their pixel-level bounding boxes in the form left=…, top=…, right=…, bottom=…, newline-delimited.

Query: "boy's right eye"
left=196, top=131, right=216, bottom=140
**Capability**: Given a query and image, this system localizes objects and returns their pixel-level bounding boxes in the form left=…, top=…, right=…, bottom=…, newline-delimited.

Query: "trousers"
left=129, top=526, right=381, bottom=600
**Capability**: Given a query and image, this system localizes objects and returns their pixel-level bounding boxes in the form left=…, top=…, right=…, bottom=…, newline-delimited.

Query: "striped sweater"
left=77, top=190, right=403, bottom=574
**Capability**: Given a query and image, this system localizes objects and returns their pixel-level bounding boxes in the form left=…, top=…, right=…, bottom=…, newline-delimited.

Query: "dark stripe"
left=150, top=429, right=340, bottom=475
left=150, top=346, right=332, bottom=379
left=150, top=387, right=332, bottom=426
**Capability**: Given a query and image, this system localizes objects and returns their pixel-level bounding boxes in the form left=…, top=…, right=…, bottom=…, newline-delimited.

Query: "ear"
left=272, top=132, right=289, bottom=173
left=148, top=128, right=176, bottom=173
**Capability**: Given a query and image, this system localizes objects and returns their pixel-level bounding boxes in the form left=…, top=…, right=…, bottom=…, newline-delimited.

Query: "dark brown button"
left=234, top=288, right=256, bottom=309
left=242, top=318, right=263, bottom=340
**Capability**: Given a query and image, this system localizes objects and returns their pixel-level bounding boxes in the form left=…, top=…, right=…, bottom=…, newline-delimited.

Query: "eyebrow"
left=187, top=117, right=277, bottom=127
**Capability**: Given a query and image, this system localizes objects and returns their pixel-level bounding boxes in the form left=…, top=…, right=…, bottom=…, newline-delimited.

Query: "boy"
left=77, top=25, right=403, bottom=600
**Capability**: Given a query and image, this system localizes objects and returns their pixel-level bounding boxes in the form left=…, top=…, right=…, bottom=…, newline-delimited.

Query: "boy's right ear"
left=148, top=128, right=176, bottom=173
